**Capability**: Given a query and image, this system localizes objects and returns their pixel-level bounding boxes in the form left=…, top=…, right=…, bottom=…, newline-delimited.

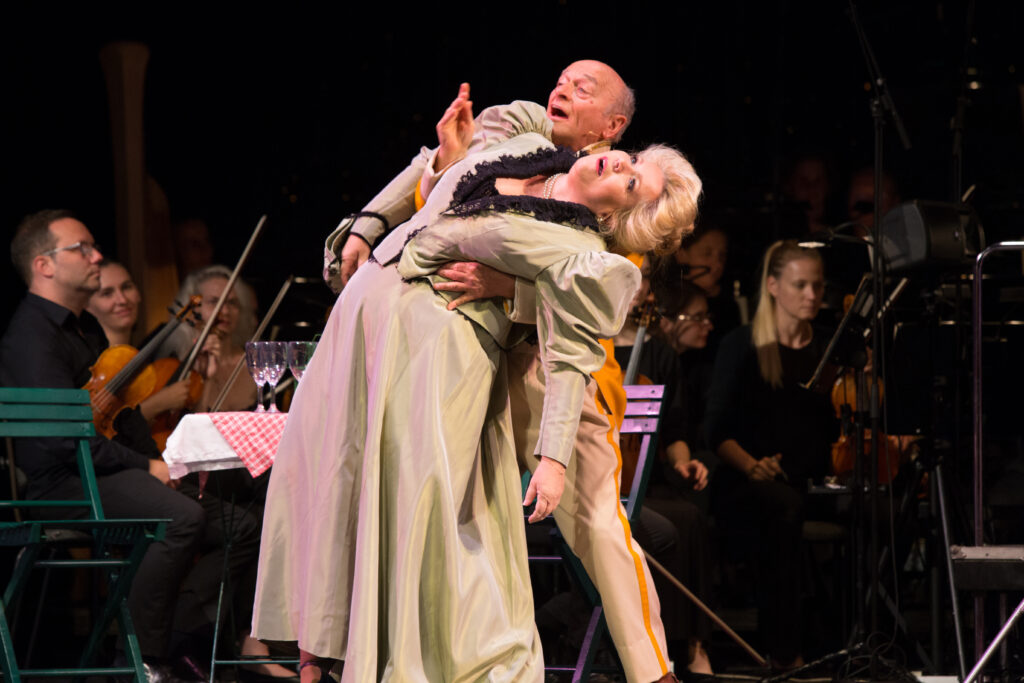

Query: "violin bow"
left=179, top=214, right=267, bottom=379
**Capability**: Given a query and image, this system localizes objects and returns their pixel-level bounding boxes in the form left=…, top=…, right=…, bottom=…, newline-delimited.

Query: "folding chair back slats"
left=0, top=388, right=87, bottom=404
left=532, top=383, right=666, bottom=682
left=0, top=404, right=94, bottom=422
left=0, top=422, right=94, bottom=438
left=0, top=387, right=162, bottom=683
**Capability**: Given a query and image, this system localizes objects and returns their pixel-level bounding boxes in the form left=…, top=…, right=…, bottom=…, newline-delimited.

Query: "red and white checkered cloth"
left=208, top=412, right=288, bottom=478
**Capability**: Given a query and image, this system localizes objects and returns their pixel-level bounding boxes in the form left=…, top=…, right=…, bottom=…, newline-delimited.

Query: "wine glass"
left=260, top=342, right=288, bottom=413
left=244, top=341, right=267, bottom=412
left=287, top=341, right=317, bottom=383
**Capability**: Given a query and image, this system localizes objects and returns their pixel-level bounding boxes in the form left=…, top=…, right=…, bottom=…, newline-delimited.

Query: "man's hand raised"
left=435, top=82, right=474, bottom=172
left=340, top=236, right=371, bottom=286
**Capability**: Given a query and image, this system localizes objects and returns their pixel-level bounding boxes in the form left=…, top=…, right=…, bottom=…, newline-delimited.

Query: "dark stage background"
left=3, top=1, right=1023, bottom=328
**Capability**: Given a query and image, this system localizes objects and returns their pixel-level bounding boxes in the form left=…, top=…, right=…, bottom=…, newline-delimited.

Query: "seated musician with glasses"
left=1, top=209, right=261, bottom=683
left=611, top=256, right=715, bottom=675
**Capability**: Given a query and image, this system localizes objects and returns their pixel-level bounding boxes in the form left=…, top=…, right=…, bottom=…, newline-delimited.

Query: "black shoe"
left=238, top=666, right=300, bottom=683
left=678, top=671, right=715, bottom=683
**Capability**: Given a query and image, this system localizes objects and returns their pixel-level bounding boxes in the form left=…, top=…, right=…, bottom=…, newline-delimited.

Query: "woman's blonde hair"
left=605, top=144, right=702, bottom=255
left=751, top=240, right=823, bottom=388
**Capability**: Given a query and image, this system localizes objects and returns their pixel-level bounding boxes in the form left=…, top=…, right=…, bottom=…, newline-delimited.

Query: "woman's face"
left=677, top=229, right=727, bottom=293
left=564, top=150, right=664, bottom=220
left=87, top=263, right=140, bottom=335
left=198, top=276, right=241, bottom=338
left=659, top=297, right=712, bottom=353
left=767, top=257, right=824, bottom=324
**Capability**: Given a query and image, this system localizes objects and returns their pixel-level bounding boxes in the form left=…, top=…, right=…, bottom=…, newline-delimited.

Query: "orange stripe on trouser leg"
left=591, top=339, right=668, bottom=676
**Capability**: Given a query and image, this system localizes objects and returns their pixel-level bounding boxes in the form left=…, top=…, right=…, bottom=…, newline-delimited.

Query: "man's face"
left=547, top=60, right=626, bottom=150
left=45, top=218, right=104, bottom=296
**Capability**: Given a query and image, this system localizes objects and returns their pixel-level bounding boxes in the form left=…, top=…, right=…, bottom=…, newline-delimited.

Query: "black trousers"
left=714, top=478, right=804, bottom=663
left=639, top=493, right=713, bottom=648
left=37, top=467, right=261, bottom=658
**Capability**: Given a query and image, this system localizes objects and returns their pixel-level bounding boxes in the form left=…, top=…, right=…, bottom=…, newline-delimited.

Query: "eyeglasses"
left=41, top=241, right=101, bottom=259
left=675, top=312, right=713, bottom=325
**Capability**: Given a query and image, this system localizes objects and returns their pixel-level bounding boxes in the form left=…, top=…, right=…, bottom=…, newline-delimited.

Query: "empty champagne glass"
left=287, top=341, right=317, bottom=383
left=260, top=341, right=288, bottom=413
left=244, top=341, right=267, bottom=412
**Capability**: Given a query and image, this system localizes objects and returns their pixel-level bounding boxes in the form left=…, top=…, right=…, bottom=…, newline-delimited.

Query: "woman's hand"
left=747, top=453, right=786, bottom=482
left=148, top=458, right=171, bottom=485
left=434, top=82, right=474, bottom=172
left=524, top=456, right=566, bottom=523
left=434, top=262, right=516, bottom=310
left=674, top=458, right=709, bottom=491
left=666, top=440, right=708, bottom=490
left=140, top=380, right=192, bottom=421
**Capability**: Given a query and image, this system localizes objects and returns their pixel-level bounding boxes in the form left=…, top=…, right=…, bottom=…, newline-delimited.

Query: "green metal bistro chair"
left=0, top=387, right=167, bottom=683
left=528, top=384, right=665, bottom=682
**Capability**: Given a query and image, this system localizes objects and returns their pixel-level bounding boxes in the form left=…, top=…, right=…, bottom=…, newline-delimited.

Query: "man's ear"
left=603, top=114, right=628, bottom=142
left=33, top=254, right=54, bottom=281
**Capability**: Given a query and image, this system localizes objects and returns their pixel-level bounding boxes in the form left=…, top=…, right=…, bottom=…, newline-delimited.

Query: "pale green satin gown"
left=252, top=134, right=638, bottom=682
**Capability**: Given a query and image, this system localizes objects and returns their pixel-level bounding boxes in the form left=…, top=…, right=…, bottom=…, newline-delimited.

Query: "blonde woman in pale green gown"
left=252, top=124, right=698, bottom=681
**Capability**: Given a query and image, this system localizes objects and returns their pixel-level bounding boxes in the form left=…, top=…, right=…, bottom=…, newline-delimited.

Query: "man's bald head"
left=547, top=60, right=635, bottom=151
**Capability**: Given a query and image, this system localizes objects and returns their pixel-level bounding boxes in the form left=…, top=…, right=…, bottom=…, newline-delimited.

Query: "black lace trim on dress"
left=447, top=146, right=600, bottom=232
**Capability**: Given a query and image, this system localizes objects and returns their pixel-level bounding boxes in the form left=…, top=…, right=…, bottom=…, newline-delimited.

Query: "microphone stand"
left=847, top=2, right=911, bottom=676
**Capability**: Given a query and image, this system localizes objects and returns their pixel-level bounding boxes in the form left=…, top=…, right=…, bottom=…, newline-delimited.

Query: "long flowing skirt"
left=252, top=261, right=542, bottom=682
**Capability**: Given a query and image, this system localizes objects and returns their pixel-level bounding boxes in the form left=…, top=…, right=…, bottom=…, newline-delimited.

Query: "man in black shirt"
left=1, top=210, right=259, bottom=680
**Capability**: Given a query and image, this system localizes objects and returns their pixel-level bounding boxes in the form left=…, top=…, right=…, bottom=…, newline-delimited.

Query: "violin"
left=826, top=279, right=909, bottom=485
left=829, top=370, right=901, bottom=485
left=149, top=315, right=219, bottom=451
left=83, top=296, right=201, bottom=440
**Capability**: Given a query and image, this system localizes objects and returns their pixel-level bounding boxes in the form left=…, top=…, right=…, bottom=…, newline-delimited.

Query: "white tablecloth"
left=163, top=414, right=249, bottom=479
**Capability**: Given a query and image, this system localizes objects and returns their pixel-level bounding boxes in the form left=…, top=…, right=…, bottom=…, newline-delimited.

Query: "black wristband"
left=347, top=211, right=390, bottom=234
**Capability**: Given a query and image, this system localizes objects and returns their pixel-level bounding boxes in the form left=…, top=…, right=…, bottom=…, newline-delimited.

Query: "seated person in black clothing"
left=613, top=256, right=714, bottom=675
left=674, top=224, right=741, bottom=357
left=705, top=239, right=839, bottom=670
left=656, top=276, right=713, bottom=355
left=0, top=210, right=261, bottom=681
left=650, top=271, right=717, bottom=484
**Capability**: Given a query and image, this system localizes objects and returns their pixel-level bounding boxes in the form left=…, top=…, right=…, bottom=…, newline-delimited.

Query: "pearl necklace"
left=542, top=173, right=565, bottom=200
